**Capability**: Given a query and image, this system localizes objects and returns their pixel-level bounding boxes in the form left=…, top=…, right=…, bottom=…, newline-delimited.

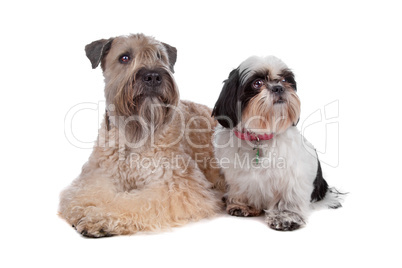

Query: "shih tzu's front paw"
left=226, top=203, right=262, bottom=217
left=265, top=210, right=305, bottom=231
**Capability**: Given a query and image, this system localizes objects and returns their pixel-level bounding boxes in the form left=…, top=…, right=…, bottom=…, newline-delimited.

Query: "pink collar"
left=233, top=129, right=274, bottom=141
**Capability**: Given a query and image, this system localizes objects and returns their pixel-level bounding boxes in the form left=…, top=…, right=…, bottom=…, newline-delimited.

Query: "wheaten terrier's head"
left=85, top=33, right=179, bottom=141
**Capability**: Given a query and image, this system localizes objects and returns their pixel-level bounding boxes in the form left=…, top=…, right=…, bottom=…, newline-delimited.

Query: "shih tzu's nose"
left=271, top=85, right=284, bottom=94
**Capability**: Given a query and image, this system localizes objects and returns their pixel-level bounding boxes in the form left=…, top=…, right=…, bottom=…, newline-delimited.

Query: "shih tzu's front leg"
left=226, top=199, right=262, bottom=217
left=224, top=186, right=262, bottom=217
left=265, top=196, right=310, bottom=231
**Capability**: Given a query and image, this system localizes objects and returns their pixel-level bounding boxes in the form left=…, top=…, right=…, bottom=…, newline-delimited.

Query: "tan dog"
left=59, top=34, right=223, bottom=238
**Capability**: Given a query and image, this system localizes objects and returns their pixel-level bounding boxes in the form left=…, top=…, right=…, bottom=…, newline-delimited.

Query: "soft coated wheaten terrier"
left=59, top=33, right=224, bottom=238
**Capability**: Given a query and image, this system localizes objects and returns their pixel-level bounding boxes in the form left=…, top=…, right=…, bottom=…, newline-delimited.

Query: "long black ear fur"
left=211, top=68, right=241, bottom=129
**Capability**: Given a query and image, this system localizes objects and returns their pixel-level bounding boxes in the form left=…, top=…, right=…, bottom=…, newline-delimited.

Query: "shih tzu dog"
left=212, top=56, right=343, bottom=231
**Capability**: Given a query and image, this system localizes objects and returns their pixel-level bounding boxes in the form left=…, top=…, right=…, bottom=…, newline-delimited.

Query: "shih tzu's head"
left=212, top=56, right=300, bottom=134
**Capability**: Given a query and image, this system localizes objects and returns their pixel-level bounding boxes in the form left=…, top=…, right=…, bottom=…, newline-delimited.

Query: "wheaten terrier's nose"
left=143, top=71, right=162, bottom=87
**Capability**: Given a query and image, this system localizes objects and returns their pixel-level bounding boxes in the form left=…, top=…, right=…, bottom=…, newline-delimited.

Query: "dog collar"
left=233, top=129, right=274, bottom=141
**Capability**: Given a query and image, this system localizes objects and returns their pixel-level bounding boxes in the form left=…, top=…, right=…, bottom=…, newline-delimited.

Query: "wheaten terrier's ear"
left=85, top=38, right=114, bottom=69
left=161, top=42, right=177, bottom=73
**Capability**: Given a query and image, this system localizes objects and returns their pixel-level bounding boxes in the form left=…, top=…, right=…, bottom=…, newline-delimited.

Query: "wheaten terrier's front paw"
left=265, top=210, right=306, bottom=231
left=74, top=217, right=114, bottom=238
left=71, top=207, right=116, bottom=238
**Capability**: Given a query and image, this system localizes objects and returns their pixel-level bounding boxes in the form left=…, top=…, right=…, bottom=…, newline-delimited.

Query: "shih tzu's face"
left=212, top=56, right=300, bottom=134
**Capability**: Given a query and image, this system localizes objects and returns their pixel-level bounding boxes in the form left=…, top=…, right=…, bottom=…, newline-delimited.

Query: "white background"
left=1, top=0, right=401, bottom=267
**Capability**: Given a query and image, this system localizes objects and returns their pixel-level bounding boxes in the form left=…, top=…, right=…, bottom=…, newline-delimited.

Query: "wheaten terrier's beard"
left=101, top=37, right=179, bottom=144
left=59, top=33, right=224, bottom=238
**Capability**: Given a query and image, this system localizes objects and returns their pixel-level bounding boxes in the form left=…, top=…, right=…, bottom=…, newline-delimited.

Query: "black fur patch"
left=211, top=68, right=268, bottom=128
left=278, top=68, right=297, bottom=91
left=311, top=160, right=329, bottom=202
left=239, top=70, right=269, bottom=112
left=211, top=68, right=242, bottom=128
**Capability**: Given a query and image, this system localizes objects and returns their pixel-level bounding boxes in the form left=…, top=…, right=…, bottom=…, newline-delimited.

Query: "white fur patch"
left=214, top=125, right=319, bottom=219
left=239, top=55, right=289, bottom=84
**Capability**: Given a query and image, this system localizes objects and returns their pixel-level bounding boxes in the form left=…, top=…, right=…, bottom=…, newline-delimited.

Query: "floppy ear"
left=161, top=42, right=177, bottom=73
left=292, top=80, right=297, bottom=91
left=287, top=72, right=297, bottom=91
left=211, top=68, right=242, bottom=129
left=286, top=70, right=298, bottom=125
left=85, top=38, right=114, bottom=69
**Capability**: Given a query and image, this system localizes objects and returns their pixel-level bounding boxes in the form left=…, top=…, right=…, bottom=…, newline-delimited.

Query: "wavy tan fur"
left=59, top=34, right=224, bottom=237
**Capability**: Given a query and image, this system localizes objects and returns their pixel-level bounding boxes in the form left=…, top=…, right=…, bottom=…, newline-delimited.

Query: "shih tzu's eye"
left=119, top=55, right=131, bottom=64
left=282, top=78, right=286, bottom=82
left=252, top=79, right=264, bottom=89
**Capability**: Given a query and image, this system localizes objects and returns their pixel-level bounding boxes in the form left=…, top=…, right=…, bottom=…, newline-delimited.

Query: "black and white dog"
left=212, top=56, right=344, bottom=231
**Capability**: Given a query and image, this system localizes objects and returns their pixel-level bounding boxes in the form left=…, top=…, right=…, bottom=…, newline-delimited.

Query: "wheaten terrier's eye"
left=119, top=55, right=130, bottom=64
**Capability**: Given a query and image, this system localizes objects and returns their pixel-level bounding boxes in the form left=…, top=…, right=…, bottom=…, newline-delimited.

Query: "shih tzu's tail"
left=310, top=160, right=347, bottom=210
left=311, top=188, right=347, bottom=210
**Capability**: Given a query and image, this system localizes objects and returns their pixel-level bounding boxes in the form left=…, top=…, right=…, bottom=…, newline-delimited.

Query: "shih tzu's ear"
left=280, top=68, right=297, bottom=91
left=85, top=38, right=114, bottom=69
left=286, top=70, right=298, bottom=125
left=287, top=71, right=297, bottom=91
left=211, top=68, right=241, bottom=129
left=292, top=80, right=297, bottom=91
